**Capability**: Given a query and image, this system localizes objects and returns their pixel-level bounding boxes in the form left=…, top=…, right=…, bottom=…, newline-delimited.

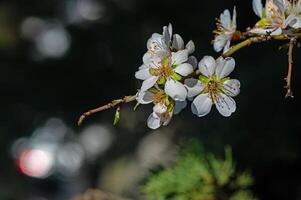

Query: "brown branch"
left=78, top=95, right=137, bottom=126
left=285, top=37, right=297, bottom=98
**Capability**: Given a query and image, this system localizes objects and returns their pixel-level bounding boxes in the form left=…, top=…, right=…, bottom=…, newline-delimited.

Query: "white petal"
left=147, top=113, right=161, bottom=129
left=184, top=78, right=205, bottom=98
left=232, top=6, right=237, bottom=29
left=270, top=28, right=282, bottom=35
left=163, top=26, right=171, bottom=46
left=191, top=94, right=213, bottom=117
left=284, top=14, right=295, bottom=28
left=198, top=56, right=216, bottom=77
left=291, top=16, right=301, bottom=28
left=186, top=40, right=195, bottom=54
left=249, top=28, right=282, bottom=35
left=147, top=33, right=163, bottom=50
left=139, top=64, right=148, bottom=70
left=187, top=56, right=198, bottom=70
left=253, top=0, right=263, bottom=18
left=174, top=100, right=187, bottom=115
left=171, top=50, right=188, bottom=65
left=168, top=23, right=173, bottom=39
left=135, top=68, right=151, bottom=80
left=143, top=53, right=165, bottom=68
left=222, top=40, right=231, bottom=54
left=223, top=79, right=241, bottom=97
left=143, top=53, right=152, bottom=65
left=220, top=9, right=231, bottom=30
left=136, top=90, right=154, bottom=104
left=174, top=63, right=194, bottom=76
left=153, top=103, right=167, bottom=114
left=214, top=35, right=227, bottom=52
left=215, top=93, right=236, bottom=117
left=141, top=76, right=158, bottom=92
left=164, top=79, right=187, bottom=101
left=172, top=34, right=185, bottom=50
left=215, top=57, right=235, bottom=79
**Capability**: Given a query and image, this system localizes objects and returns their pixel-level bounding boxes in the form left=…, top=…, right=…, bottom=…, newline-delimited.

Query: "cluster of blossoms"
left=78, top=0, right=301, bottom=129
left=213, top=0, right=301, bottom=53
left=135, top=25, right=240, bottom=129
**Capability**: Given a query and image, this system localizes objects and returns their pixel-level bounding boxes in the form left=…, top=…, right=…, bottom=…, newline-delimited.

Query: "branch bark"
left=78, top=95, right=137, bottom=126
left=285, top=37, right=296, bottom=98
left=222, top=35, right=290, bottom=58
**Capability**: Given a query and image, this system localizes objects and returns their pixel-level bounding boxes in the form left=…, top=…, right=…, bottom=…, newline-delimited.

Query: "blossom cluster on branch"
left=78, top=0, right=301, bottom=129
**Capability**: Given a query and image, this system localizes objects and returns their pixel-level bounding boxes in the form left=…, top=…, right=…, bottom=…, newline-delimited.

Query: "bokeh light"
left=17, top=148, right=54, bottom=178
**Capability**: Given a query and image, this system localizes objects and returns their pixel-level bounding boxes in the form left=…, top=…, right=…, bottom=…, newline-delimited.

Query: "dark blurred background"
left=1, top=0, right=301, bottom=199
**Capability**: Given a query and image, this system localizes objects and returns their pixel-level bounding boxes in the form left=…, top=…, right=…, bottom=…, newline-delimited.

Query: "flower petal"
left=191, top=93, right=213, bottom=117
left=249, top=28, right=282, bottom=35
left=147, top=33, right=167, bottom=49
left=223, top=79, right=240, bottom=97
left=184, top=78, right=205, bottom=98
left=284, top=14, right=295, bottom=28
left=223, top=40, right=231, bottom=54
left=147, top=112, right=161, bottom=129
left=171, top=50, right=188, bottom=65
left=290, top=16, right=301, bottom=28
left=136, top=90, right=154, bottom=104
left=165, top=79, right=187, bottom=101
left=141, top=76, right=159, bottom=92
left=253, top=0, right=263, bottom=18
left=143, top=53, right=152, bottom=65
left=163, top=26, right=172, bottom=45
left=215, top=93, right=236, bottom=117
left=232, top=6, right=237, bottom=29
left=215, top=57, right=235, bottom=79
left=174, top=100, right=187, bottom=115
left=135, top=68, right=151, bottom=80
left=187, top=56, right=198, bottom=70
left=139, top=64, right=148, bottom=70
left=174, top=63, right=194, bottom=76
left=153, top=103, right=167, bottom=114
left=172, top=34, right=185, bottom=50
left=214, top=35, right=228, bottom=53
left=220, top=9, right=231, bottom=30
left=198, top=56, right=216, bottom=77
left=186, top=40, right=195, bottom=54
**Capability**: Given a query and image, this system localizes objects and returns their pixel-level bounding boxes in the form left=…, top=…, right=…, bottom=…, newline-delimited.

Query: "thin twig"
left=223, top=35, right=290, bottom=58
left=285, top=37, right=296, bottom=98
left=78, top=95, right=137, bottom=126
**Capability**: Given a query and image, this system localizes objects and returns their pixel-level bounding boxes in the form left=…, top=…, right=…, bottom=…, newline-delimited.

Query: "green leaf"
left=113, top=107, right=121, bottom=125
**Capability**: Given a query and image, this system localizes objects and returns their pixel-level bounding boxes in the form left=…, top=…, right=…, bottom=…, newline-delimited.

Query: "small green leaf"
left=113, top=107, right=121, bottom=125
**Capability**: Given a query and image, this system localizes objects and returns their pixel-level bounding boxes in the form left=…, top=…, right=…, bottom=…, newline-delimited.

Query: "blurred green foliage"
left=143, top=141, right=257, bottom=200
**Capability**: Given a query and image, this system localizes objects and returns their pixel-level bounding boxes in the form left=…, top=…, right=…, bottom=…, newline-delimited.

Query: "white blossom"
left=136, top=24, right=195, bottom=101
left=185, top=56, right=240, bottom=117
left=136, top=89, right=186, bottom=129
left=214, top=7, right=237, bottom=53
left=281, top=0, right=301, bottom=28
left=251, top=0, right=288, bottom=35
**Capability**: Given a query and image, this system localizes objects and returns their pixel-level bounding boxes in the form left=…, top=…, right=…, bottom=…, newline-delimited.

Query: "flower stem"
left=77, top=94, right=137, bottom=126
left=223, top=35, right=290, bottom=58
left=285, top=37, right=296, bottom=98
